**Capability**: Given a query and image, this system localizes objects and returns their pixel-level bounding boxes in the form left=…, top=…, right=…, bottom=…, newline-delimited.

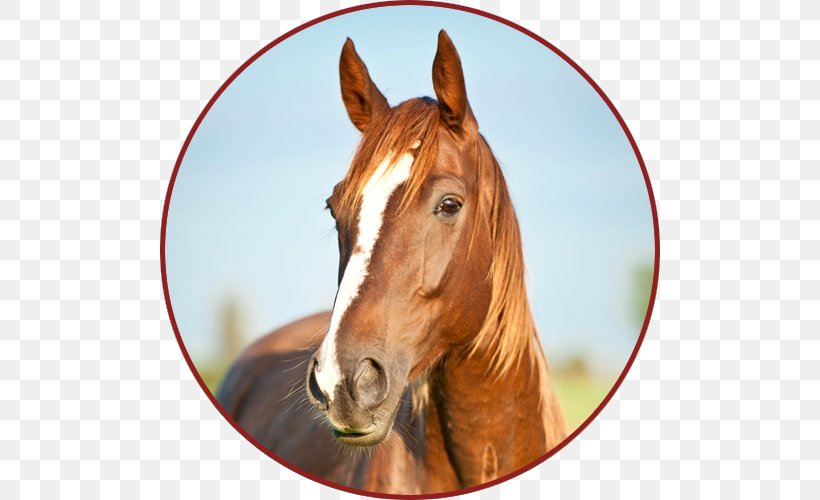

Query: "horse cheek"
left=420, top=227, right=456, bottom=297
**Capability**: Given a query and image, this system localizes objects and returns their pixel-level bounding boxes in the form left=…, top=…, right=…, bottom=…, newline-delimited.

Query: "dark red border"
left=160, top=2, right=661, bottom=498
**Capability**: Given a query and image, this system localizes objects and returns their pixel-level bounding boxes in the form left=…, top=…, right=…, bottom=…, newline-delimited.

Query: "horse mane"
left=334, top=96, right=549, bottom=382
left=469, top=134, right=565, bottom=443
left=468, top=138, right=544, bottom=379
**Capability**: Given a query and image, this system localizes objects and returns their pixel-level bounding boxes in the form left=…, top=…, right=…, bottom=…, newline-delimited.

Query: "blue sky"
left=165, top=5, right=655, bottom=374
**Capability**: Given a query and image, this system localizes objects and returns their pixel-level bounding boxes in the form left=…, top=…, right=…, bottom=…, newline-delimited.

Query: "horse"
left=216, top=30, right=566, bottom=495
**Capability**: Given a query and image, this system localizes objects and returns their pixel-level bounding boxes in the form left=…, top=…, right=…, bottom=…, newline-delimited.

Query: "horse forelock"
left=334, top=98, right=441, bottom=229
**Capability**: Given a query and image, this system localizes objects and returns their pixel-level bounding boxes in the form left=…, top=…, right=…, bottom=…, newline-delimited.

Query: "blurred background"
left=164, top=6, right=655, bottom=432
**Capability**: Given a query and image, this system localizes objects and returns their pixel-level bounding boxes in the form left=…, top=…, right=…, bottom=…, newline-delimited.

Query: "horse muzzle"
left=306, top=352, right=401, bottom=446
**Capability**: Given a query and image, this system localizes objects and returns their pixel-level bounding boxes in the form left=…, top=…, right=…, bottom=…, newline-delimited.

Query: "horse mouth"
left=332, top=423, right=390, bottom=446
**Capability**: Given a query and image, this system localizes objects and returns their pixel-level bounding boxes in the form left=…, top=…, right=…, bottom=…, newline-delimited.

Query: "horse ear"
left=432, top=30, right=478, bottom=135
left=340, top=38, right=389, bottom=132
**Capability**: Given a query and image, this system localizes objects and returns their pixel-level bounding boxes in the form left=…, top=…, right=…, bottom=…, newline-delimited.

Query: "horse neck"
left=420, top=326, right=566, bottom=490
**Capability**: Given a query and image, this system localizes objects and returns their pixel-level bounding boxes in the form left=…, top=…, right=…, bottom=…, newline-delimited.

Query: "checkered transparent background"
left=1, top=0, right=817, bottom=498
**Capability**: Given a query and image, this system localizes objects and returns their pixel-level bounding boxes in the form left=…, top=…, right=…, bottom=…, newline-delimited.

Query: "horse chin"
left=330, top=395, right=403, bottom=447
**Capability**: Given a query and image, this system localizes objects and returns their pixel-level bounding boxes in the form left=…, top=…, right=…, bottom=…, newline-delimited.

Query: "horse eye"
left=436, top=197, right=462, bottom=216
left=325, top=200, right=336, bottom=220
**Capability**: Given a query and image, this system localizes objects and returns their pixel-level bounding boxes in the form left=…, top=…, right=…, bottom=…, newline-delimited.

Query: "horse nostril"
left=351, top=358, right=388, bottom=409
left=307, top=358, right=329, bottom=410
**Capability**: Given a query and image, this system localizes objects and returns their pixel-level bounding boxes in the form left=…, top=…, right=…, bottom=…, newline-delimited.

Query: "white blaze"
left=314, top=151, right=415, bottom=401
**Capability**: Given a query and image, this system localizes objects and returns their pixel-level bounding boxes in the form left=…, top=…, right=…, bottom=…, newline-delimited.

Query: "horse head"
left=307, top=31, right=530, bottom=447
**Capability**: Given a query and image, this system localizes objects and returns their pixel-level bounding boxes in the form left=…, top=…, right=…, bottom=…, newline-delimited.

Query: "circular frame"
left=160, top=2, right=661, bottom=498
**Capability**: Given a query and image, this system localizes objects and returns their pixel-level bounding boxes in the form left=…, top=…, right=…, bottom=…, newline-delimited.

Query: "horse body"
left=217, top=31, right=566, bottom=494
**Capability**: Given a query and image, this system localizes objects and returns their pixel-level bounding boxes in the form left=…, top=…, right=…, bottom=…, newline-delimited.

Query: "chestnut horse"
left=216, top=31, right=566, bottom=494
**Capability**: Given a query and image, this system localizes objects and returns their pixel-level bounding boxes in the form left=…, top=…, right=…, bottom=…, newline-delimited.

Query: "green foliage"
left=198, top=360, right=230, bottom=395
left=194, top=297, right=248, bottom=396
left=552, top=372, right=612, bottom=432
left=631, top=261, right=654, bottom=329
